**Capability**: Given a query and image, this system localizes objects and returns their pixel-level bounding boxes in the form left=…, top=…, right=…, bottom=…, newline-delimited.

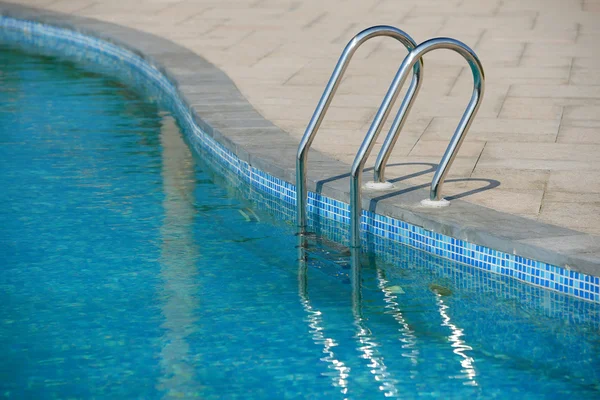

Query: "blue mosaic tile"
left=1, top=16, right=598, bottom=305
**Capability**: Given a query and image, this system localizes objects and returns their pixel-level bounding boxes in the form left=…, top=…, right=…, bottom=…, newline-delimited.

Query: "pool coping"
left=1, top=3, right=599, bottom=278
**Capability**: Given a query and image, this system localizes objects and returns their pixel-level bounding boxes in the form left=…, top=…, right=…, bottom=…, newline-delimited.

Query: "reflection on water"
left=376, top=269, right=419, bottom=376
left=350, top=249, right=400, bottom=397
left=157, top=113, right=202, bottom=397
left=297, top=252, right=350, bottom=396
left=433, top=289, right=478, bottom=386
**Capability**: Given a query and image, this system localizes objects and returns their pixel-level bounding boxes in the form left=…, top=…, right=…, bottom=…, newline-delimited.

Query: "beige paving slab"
left=482, top=143, right=600, bottom=161
left=509, top=85, right=600, bottom=99
left=571, top=68, right=600, bottom=86
left=498, top=97, right=564, bottom=120
left=447, top=188, right=545, bottom=218
left=442, top=14, right=536, bottom=34
left=519, top=55, right=573, bottom=68
left=379, top=156, right=480, bottom=182
left=421, top=129, right=558, bottom=143
left=484, top=30, right=578, bottom=46
left=564, top=105, right=600, bottom=121
left=14, top=0, right=600, bottom=237
left=48, top=0, right=96, bottom=14
left=453, top=68, right=569, bottom=88
left=477, top=158, right=596, bottom=172
left=525, top=42, right=600, bottom=58
left=574, top=57, right=600, bottom=69
left=426, top=117, right=561, bottom=135
left=500, top=0, right=581, bottom=12
left=545, top=192, right=600, bottom=203
left=540, top=202, right=600, bottom=235
left=470, top=168, right=550, bottom=190
left=548, top=171, right=600, bottom=193
left=409, top=140, right=486, bottom=158
left=557, top=125, right=600, bottom=143
left=264, top=105, right=376, bottom=124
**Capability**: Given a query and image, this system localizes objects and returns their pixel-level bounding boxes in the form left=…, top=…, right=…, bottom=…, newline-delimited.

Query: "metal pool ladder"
left=296, top=25, right=485, bottom=249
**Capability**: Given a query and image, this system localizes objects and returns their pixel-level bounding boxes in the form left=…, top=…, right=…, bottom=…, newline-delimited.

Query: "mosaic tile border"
left=1, top=16, right=598, bottom=304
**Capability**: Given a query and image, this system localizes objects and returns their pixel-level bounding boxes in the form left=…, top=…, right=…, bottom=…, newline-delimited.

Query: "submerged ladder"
left=296, top=25, right=485, bottom=249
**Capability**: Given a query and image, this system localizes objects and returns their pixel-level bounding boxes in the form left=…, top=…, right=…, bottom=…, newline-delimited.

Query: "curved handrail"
left=372, top=37, right=485, bottom=193
left=296, top=25, right=424, bottom=231
left=350, top=38, right=484, bottom=247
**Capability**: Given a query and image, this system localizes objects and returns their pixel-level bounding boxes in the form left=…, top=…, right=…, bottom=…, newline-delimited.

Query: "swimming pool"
left=1, top=41, right=600, bottom=400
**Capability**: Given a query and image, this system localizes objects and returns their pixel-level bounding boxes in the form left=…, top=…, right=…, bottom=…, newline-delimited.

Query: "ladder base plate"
left=420, top=198, right=450, bottom=208
left=364, top=181, right=395, bottom=190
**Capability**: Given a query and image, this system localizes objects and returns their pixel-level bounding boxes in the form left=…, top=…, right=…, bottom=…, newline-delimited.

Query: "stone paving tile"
left=483, top=142, right=600, bottom=162
left=422, top=129, right=558, bottom=143
left=519, top=55, right=573, bottom=68
left=447, top=188, right=545, bottom=218
left=525, top=43, right=600, bottom=58
left=379, top=155, right=479, bottom=182
left=454, top=67, right=569, bottom=87
left=470, top=168, right=550, bottom=190
left=477, top=158, right=596, bottom=172
left=409, top=140, right=485, bottom=158
left=540, top=202, right=600, bottom=235
left=521, top=234, right=600, bottom=254
left=48, top=0, right=96, bottom=14
left=19, top=0, right=600, bottom=236
left=571, top=68, right=600, bottom=85
left=498, top=97, right=564, bottom=120
left=509, top=84, right=600, bottom=99
left=575, top=57, right=600, bottom=69
left=557, top=125, right=600, bottom=143
left=548, top=171, right=600, bottom=193
left=426, top=117, right=561, bottom=135
left=545, top=192, right=599, bottom=203
left=564, top=105, right=600, bottom=121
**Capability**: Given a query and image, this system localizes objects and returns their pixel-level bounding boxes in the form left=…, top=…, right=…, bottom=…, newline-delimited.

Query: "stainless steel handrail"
left=296, top=25, right=424, bottom=232
left=350, top=38, right=484, bottom=247
left=372, top=38, right=485, bottom=200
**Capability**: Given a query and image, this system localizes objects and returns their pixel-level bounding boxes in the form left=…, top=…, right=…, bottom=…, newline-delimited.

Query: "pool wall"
left=1, top=4, right=599, bottom=304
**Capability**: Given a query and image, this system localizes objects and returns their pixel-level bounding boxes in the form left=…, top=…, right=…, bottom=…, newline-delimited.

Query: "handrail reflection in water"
left=433, top=289, right=478, bottom=386
left=376, top=268, right=419, bottom=376
left=297, top=234, right=350, bottom=396
left=350, top=249, right=400, bottom=397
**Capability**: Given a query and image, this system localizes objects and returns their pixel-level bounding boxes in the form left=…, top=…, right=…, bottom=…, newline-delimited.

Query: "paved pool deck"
left=3, top=0, right=600, bottom=269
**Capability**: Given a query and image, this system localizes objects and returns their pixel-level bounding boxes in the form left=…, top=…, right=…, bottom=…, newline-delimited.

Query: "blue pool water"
left=1, top=45, right=600, bottom=399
